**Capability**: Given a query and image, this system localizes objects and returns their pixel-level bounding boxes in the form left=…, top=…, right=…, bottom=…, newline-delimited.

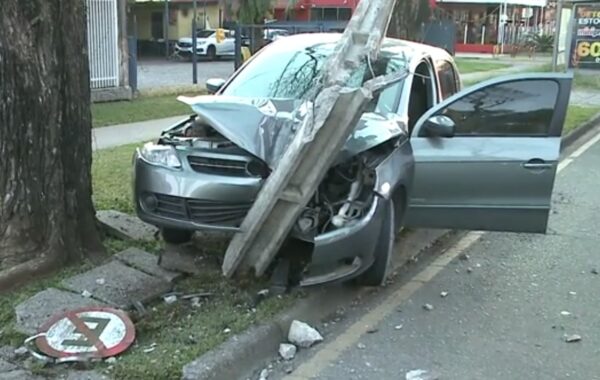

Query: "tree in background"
left=0, top=0, right=105, bottom=290
left=388, top=0, right=433, bottom=41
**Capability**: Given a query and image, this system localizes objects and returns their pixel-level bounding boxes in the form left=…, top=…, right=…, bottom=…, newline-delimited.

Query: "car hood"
left=177, top=95, right=404, bottom=168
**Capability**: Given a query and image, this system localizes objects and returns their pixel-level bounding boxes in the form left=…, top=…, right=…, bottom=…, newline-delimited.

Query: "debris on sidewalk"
left=406, top=369, right=439, bottom=380
left=569, top=291, right=577, bottom=296
left=565, top=334, right=582, bottom=343
left=288, top=320, right=323, bottom=348
left=440, top=291, right=449, bottom=298
left=163, top=294, right=178, bottom=304
left=278, top=343, right=297, bottom=361
left=258, top=367, right=270, bottom=380
left=459, top=253, right=470, bottom=261
left=467, top=267, right=473, bottom=273
left=394, top=324, right=404, bottom=330
left=357, top=342, right=366, bottom=350
left=423, top=304, right=434, bottom=311
left=560, top=311, right=571, bottom=316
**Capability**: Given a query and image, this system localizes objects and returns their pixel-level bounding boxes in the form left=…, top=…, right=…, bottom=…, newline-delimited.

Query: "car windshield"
left=196, top=30, right=214, bottom=38
left=221, top=41, right=408, bottom=115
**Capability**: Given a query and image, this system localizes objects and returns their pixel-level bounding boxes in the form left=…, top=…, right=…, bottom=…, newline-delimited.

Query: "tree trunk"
left=0, top=0, right=105, bottom=290
left=388, top=0, right=431, bottom=41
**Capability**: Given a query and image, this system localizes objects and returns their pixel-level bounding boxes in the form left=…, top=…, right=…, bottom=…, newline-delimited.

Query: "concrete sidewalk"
left=92, top=115, right=188, bottom=151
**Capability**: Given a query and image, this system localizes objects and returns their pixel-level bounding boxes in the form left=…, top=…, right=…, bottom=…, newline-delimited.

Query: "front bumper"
left=134, top=152, right=386, bottom=284
left=175, top=46, right=207, bottom=56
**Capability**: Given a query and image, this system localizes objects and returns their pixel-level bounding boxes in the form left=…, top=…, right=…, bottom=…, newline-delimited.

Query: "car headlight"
left=138, top=142, right=182, bottom=169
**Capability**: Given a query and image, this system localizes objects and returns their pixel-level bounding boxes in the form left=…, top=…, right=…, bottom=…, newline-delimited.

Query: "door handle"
left=522, top=159, right=553, bottom=170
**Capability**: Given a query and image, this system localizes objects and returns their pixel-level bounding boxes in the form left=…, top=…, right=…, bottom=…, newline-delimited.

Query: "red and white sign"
left=36, top=307, right=135, bottom=359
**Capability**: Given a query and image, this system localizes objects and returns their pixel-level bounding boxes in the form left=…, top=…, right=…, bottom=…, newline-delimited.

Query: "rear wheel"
left=355, top=199, right=396, bottom=286
left=161, top=228, right=192, bottom=245
left=207, top=45, right=217, bottom=61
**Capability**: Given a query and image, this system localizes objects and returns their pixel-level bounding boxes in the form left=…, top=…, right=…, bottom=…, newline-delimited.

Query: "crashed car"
left=133, top=33, right=572, bottom=286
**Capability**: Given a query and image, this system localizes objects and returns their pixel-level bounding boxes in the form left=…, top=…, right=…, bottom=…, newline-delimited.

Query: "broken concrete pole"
left=288, top=320, right=323, bottom=348
left=221, top=0, right=399, bottom=278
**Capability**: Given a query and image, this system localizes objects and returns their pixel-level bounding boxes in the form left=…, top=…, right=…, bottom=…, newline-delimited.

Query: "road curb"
left=180, top=115, right=600, bottom=380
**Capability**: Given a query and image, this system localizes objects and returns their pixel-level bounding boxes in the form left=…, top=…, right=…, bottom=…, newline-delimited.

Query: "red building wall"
left=274, top=0, right=359, bottom=21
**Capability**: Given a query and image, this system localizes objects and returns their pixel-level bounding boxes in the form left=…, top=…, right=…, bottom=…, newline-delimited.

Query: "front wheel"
left=355, top=199, right=396, bottom=286
left=161, top=228, right=193, bottom=245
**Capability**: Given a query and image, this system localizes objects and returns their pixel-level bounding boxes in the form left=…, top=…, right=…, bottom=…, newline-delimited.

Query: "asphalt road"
left=257, top=126, right=600, bottom=380
left=137, top=59, right=234, bottom=90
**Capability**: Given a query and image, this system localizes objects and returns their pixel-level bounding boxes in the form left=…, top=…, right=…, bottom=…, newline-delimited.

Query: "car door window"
left=439, top=79, right=559, bottom=136
left=437, top=61, right=458, bottom=100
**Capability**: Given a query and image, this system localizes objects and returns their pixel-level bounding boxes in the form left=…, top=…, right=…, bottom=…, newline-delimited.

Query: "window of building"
left=151, top=12, right=164, bottom=40
left=310, top=7, right=353, bottom=21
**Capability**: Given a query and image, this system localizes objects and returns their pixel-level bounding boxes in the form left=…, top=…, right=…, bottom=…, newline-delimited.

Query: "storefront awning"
left=437, top=0, right=548, bottom=7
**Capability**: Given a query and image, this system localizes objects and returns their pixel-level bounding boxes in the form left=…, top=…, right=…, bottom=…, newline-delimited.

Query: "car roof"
left=268, top=33, right=453, bottom=63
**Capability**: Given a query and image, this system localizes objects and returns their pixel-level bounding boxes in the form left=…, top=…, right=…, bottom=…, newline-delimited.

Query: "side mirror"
left=423, top=115, right=455, bottom=138
left=206, top=78, right=226, bottom=94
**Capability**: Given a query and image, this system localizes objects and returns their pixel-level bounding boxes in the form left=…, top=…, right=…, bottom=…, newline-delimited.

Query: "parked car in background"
left=175, top=29, right=235, bottom=61
left=134, top=34, right=572, bottom=287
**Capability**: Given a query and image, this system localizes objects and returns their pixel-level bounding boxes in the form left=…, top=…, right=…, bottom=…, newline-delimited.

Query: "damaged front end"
left=134, top=95, right=406, bottom=285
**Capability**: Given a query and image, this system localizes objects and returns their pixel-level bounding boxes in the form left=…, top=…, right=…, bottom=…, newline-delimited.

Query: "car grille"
left=188, top=156, right=248, bottom=177
left=153, top=193, right=251, bottom=226
left=178, top=42, right=192, bottom=48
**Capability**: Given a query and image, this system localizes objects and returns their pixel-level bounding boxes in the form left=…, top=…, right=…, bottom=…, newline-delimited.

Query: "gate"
left=86, top=0, right=119, bottom=89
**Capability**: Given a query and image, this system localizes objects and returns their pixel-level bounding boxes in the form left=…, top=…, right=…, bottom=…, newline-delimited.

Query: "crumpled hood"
left=177, top=95, right=404, bottom=168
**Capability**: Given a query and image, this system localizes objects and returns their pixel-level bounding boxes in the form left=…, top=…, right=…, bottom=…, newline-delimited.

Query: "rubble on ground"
left=288, top=320, right=323, bottom=348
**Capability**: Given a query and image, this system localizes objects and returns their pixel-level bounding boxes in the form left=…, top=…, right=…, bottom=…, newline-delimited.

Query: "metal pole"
left=204, top=0, right=207, bottom=29
left=164, top=0, right=170, bottom=58
left=192, top=0, right=198, bottom=84
left=552, top=0, right=564, bottom=72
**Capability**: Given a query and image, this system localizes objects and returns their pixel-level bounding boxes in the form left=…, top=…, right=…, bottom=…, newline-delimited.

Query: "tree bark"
left=0, top=0, right=105, bottom=290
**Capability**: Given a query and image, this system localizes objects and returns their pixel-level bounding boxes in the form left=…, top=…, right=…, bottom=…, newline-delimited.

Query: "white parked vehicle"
left=175, top=29, right=235, bottom=61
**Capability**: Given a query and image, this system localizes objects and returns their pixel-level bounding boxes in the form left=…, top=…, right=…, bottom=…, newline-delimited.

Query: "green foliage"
left=237, top=0, right=275, bottom=24
left=524, top=33, right=554, bottom=53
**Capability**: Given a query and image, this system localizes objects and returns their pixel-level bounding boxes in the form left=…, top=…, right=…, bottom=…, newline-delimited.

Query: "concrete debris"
left=0, top=358, right=18, bottom=372
left=288, top=320, right=323, bottom=348
left=569, top=291, right=577, bottom=295
left=223, top=328, right=232, bottom=334
left=561, top=311, right=571, bottom=316
left=0, top=346, right=16, bottom=361
left=440, top=291, right=449, bottom=298
left=257, top=289, right=270, bottom=297
left=258, top=368, right=269, bottom=380
left=163, top=295, right=178, bottom=304
left=475, top=263, right=481, bottom=268
left=105, top=357, right=117, bottom=364
left=81, top=290, right=92, bottom=298
left=278, top=343, right=297, bottom=361
left=406, top=369, right=439, bottom=380
left=284, top=364, right=294, bottom=374
left=14, top=346, right=28, bottom=357
left=423, top=304, right=434, bottom=311
left=116, top=247, right=181, bottom=282
left=95, top=278, right=106, bottom=285
left=357, top=342, right=366, bottom=350
left=467, top=267, right=473, bottom=273
left=565, top=334, right=582, bottom=343
left=459, top=253, right=470, bottom=261
left=395, top=324, right=404, bottom=330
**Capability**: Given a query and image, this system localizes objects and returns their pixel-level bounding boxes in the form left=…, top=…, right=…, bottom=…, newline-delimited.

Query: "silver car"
left=133, top=34, right=572, bottom=286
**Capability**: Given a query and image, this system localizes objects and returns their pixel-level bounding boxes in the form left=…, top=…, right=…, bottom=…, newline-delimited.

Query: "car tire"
left=161, top=228, right=193, bottom=245
left=207, top=46, right=216, bottom=61
left=355, top=199, right=396, bottom=287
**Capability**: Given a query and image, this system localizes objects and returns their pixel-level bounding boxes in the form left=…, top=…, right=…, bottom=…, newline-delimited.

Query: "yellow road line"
left=283, top=130, right=600, bottom=380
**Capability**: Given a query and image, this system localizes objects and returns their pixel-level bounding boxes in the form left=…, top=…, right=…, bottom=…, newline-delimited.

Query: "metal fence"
left=86, top=0, right=119, bottom=89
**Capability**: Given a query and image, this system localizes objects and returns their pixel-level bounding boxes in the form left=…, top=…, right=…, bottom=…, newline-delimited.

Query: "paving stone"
left=63, top=370, right=110, bottom=380
left=159, top=244, right=205, bottom=275
left=96, top=210, right=158, bottom=241
left=14, top=288, right=107, bottom=335
left=0, top=358, right=17, bottom=372
left=61, top=260, right=172, bottom=309
left=0, top=369, right=45, bottom=380
left=0, top=346, right=16, bottom=361
left=115, top=247, right=181, bottom=282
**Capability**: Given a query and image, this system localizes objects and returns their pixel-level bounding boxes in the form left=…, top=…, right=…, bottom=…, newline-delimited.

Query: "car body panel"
left=175, top=29, right=235, bottom=57
left=405, top=73, right=573, bottom=233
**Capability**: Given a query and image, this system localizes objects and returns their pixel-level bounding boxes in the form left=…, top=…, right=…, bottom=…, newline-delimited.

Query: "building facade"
left=272, top=0, right=359, bottom=22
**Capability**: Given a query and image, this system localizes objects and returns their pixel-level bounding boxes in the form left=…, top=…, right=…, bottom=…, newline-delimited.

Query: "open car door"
left=404, top=73, right=573, bottom=233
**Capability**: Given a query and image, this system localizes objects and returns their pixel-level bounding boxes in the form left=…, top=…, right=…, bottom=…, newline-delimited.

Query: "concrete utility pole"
left=192, top=0, right=198, bottom=84
left=552, top=0, right=564, bottom=72
left=222, top=0, right=404, bottom=278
